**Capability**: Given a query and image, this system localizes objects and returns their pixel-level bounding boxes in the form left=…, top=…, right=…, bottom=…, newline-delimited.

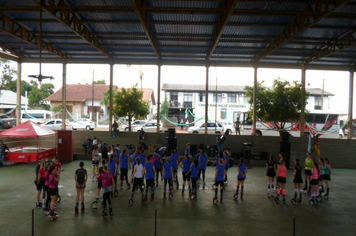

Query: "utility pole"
left=92, top=70, right=94, bottom=121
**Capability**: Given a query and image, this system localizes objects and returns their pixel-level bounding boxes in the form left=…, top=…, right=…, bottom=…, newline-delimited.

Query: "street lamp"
left=138, top=65, right=144, bottom=91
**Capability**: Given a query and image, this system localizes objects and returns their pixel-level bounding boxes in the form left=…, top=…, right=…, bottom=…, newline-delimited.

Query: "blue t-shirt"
left=199, top=154, right=208, bottom=170
left=119, top=154, right=129, bottom=169
left=170, top=155, right=178, bottom=171
left=182, top=159, right=192, bottom=172
left=108, top=160, right=116, bottom=176
left=115, top=148, right=120, bottom=157
left=163, top=162, right=172, bottom=179
left=185, top=147, right=190, bottom=155
left=132, top=153, right=138, bottom=167
left=144, top=162, right=154, bottom=179
left=190, top=164, right=199, bottom=178
left=215, top=157, right=222, bottom=165
left=216, top=164, right=225, bottom=181
left=139, top=154, right=146, bottom=165
left=238, top=163, right=247, bottom=179
left=154, top=156, right=162, bottom=169
left=223, top=155, right=230, bottom=168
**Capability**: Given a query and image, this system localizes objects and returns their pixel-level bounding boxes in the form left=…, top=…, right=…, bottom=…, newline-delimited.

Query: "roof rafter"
left=253, top=0, right=350, bottom=62
left=31, top=0, right=112, bottom=58
left=0, top=12, right=65, bottom=58
left=131, top=0, right=160, bottom=59
left=207, top=0, right=240, bottom=60
left=305, top=31, right=356, bottom=64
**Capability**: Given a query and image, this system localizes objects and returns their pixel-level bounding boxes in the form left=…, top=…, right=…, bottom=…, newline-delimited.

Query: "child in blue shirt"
left=162, top=156, right=174, bottom=199
left=186, top=159, right=199, bottom=199
left=214, top=158, right=227, bottom=203
left=143, top=154, right=156, bottom=200
left=179, top=154, right=192, bottom=195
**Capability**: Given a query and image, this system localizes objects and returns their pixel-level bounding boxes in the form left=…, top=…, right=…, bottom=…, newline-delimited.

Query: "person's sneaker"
left=36, top=203, right=42, bottom=209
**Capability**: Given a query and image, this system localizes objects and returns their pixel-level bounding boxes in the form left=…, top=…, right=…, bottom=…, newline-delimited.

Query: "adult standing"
left=112, top=120, right=119, bottom=137
left=216, top=135, right=223, bottom=153
left=234, top=117, right=241, bottom=135
left=0, top=139, right=10, bottom=167
left=101, top=143, right=108, bottom=161
left=180, top=119, right=184, bottom=130
left=138, top=128, right=145, bottom=142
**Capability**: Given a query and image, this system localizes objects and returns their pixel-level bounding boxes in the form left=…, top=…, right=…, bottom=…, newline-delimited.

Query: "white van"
left=19, top=110, right=53, bottom=124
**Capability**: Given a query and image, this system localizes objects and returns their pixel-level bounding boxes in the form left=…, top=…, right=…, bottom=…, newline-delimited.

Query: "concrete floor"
left=0, top=161, right=355, bottom=236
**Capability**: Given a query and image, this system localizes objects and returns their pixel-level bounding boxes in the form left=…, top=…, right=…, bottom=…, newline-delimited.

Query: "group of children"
left=266, top=152, right=332, bottom=206
left=35, top=144, right=333, bottom=220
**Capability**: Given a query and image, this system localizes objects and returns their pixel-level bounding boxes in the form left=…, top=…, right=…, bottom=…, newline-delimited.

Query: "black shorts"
left=318, top=175, right=323, bottom=181
left=215, top=181, right=225, bottom=187
left=146, top=178, right=155, bottom=188
left=267, top=170, right=276, bottom=177
left=49, top=188, right=57, bottom=196
left=182, top=171, right=191, bottom=181
left=277, top=177, right=286, bottom=184
left=305, top=169, right=312, bottom=176
left=238, top=177, right=245, bottom=181
left=311, top=179, right=318, bottom=185
left=97, top=180, right=102, bottom=189
left=34, top=179, right=44, bottom=191
left=323, top=174, right=331, bottom=181
left=293, top=175, right=303, bottom=184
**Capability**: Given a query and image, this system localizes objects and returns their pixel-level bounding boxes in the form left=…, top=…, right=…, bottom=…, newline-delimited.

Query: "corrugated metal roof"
left=0, top=0, right=354, bottom=70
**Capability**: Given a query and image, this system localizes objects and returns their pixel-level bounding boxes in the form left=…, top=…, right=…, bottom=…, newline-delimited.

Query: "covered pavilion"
left=0, top=0, right=355, bottom=138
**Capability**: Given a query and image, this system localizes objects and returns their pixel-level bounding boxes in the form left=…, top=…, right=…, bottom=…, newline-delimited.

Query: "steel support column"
left=16, top=61, right=21, bottom=125
left=348, top=65, right=354, bottom=140
left=157, top=64, right=161, bottom=134
left=204, top=65, right=209, bottom=135
left=61, top=60, right=66, bottom=130
left=252, top=66, right=257, bottom=136
left=109, top=62, right=114, bottom=134
left=300, top=63, right=306, bottom=138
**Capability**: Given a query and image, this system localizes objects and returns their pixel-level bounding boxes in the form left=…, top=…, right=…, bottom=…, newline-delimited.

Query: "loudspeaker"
left=190, top=144, right=197, bottom=156
left=244, top=150, right=251, bottom=159
left=280, top=142, right=291, bottom=169
left=166, top=137, right=177, bottom=156
left=261, top=152, right=268, bottom=160
left=281, top=132, right=289, bottom=142
left=168, top=128, right=176, bottom=138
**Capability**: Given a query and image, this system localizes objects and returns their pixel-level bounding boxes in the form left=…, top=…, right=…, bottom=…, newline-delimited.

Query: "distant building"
left=45, top=84, right=156, bottom=119
left=0, top=90, right=28, bottom=115
left=161, top=83, right=334, bottom=123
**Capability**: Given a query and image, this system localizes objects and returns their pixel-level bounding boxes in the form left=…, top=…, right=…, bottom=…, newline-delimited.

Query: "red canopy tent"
left=0, top=121, right=56, bottom=163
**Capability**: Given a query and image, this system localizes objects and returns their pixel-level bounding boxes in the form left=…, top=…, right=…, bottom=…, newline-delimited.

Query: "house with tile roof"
left=0, top=90, right=28, bottom=115
left=45, top=84, right=156, bottom=120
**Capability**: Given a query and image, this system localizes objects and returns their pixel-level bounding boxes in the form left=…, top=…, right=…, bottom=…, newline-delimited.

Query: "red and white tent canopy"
left=0, top=121, right=55, bottom=138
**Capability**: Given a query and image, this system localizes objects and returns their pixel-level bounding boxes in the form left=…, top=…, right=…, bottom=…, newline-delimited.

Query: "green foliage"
left=101, top=88, right=119, bottom=106
left=93, top=79, right=106, bottom=84
left=28, top=83, right=55, bottom=110
left=244, top=78, right=309, bottom=130
left=0, top=58, right=17, bottom=94
left=3, top=80, right=33, bottom=97
left=161, top=96, right=169, bottom=117
left=113, top=84, right=149, bottom=131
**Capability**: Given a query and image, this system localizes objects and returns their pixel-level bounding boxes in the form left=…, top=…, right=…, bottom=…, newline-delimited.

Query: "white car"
left=41, top=119, right=73, bottom=130
left=188, top=122, right=224, bottom=134
left=119, top=120, right=146, bottom=131
left=71, top=118, right=95, bottom=130
left=133, top=120, right=162, bottom=132
left=220, top=121, right=235, bottom=135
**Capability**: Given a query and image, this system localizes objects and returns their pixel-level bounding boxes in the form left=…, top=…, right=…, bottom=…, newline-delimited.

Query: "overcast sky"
left=9, top=61, right=354, bottom=117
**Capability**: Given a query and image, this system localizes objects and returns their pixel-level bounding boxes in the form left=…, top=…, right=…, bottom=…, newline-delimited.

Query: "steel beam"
left=305, top=31, right=356, bottom=64
left=131, top=0, right=160, bottom=59
left=31, top=0, right=111, bottom=58
left=0, top=13, right=64, bottom=58
left=254, top=0, right=350, bottom=62
left=207, top=0, right=240, bottom=60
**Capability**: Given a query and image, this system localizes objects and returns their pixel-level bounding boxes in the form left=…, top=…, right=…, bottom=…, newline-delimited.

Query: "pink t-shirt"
left=45, top=170, right=50, bottom=186
left=48, top=173, right=58, bottom=189
left=98, top=172, right=113, bottom=189
left=278, top=165, right=287, bottom=178
left=312, top=166, right=318, bottom=180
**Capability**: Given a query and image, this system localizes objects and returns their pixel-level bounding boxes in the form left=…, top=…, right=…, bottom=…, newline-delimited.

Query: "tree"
left=161, top=96, right=169, bottom=117
left=3, top=79, right=33, bottom=97
left=0, top=58, right=17, bottom=94
left=113, top=84, right=149, bottom=131
left=101, top=88, right=119, bottom=106
left=28, top=83, right=55, bottom=110
left=93, top=79, right=106, bottom=84
left=245, top=78, right=309, bottom=135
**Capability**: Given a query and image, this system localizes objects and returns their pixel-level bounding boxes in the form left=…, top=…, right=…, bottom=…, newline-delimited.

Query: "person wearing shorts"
left=143, top=154, right=156, bottom=200
left=51, top=156, right=64, bottom=202
left=170, top=150, right=179, bottom=189
left=198, top=149, right=208, bottom=188
left=92, top=146, right=100, bottom=179
left=162, top=156, right=174, bottom=199
left=310, top=161, right=319, bottom=203
left=48, top=166, right=59, bottom=217
left=223, top=151, right=230, bottom=183
left=292, top=159, right=303, bottom=204
left=275, top=154, right=287, bottom=204
left=214, top=158, right=226, bottom=203
left=236, top=158, right=248, bottom=200
left=304, top=152, right=313, bottom=191
left=75, top=162, right=87, bottom=212
left=323, top=158, right=332, bottom=198
left=35, top=160, right=45, bottom=208
left=93, top=159, right=106, bottom=205
left=180, top=154, right=192, bottom=195
left=129, top=157, right=145, bottom=205
left=266, top=154, right=276, bottom=197
left=318, top=158, right=325, bottom=197
left=97, top=165, right=115, bottom=216
left=119, top=149, right=131, bottom=190
left=186, top=159, right=199, bottom=198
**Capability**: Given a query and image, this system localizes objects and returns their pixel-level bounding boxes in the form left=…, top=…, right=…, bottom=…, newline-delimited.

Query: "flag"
left=314, top=136, right=320, bottom=155
left=307, top=132, right=312, bottom=153
left=185, top=108, right=189, bottom=119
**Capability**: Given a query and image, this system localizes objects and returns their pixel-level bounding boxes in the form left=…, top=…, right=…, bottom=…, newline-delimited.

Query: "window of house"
left=228, top=94, right=236, bottom=103
left=170, top=92, right=178, bottom=102
left=213, top=93, right=222, bottom=102
left=184, top=93, right=192, bottom=102
left=199, top=93, right=205, bottom=102
left=314, top=96, right=322, bottom=110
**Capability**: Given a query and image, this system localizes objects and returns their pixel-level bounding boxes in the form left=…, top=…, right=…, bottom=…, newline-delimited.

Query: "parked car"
left=133, top=120, right=162, bottom=132
left=41, top=119, right=73, bottom=130
left=188, top=122, right=224, bottom=134
left=0, top=114, right=16, bottom=129
left=71, top=118, right=95, bottom=130
left=220, top=121, right=235, bottom=135
left=119, top=120, right=146, bottom=131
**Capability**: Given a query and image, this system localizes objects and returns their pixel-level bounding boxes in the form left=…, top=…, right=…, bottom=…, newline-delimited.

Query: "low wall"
left=1, top=130, right=355, bottom=168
